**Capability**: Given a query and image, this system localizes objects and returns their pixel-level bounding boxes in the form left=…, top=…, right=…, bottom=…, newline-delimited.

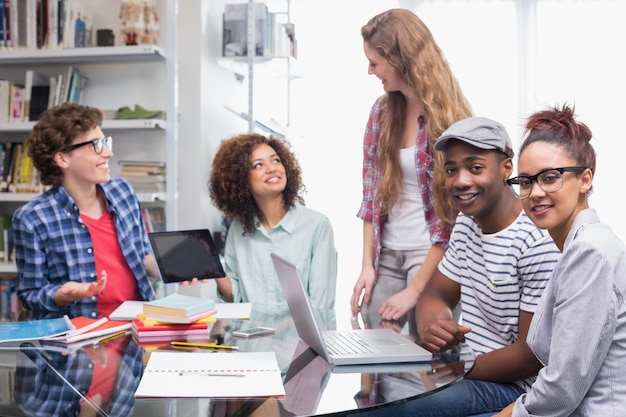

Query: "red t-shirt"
left=80, top=210, right=142, bottom=318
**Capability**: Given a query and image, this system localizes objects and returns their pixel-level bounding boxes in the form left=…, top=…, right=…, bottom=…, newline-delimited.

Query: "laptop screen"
left=148, top=229, right=226, bottom=283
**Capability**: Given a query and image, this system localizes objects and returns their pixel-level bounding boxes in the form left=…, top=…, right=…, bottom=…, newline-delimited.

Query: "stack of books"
left=118, top=160, right=166, bottom=197
left=131, top=293, right=217, bottom=344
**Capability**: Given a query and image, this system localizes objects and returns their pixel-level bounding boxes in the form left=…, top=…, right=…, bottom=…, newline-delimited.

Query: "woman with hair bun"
left=494, top=104, right=626, bottom=416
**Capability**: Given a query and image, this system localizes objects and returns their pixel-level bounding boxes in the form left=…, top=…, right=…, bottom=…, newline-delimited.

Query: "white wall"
left=178, top=0, right=394, bottom=318
left=175, top=0, right=626, bottom=314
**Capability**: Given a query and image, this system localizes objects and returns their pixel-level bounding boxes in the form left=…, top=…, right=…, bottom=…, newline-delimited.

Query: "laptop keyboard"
left=324, top=331, right=382, bottom=355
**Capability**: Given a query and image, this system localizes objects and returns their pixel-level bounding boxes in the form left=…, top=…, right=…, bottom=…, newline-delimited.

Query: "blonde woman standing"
left=351, top=9, right=472, bottom=328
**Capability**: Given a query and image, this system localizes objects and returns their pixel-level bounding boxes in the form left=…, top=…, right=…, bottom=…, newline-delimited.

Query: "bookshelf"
left=218, top=0, right=298, bottom=135
left=0, top=0, right=179, bottom=278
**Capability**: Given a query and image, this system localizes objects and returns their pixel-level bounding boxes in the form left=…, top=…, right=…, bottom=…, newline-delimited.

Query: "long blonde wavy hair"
left=362, top=9, right=473, bottom=225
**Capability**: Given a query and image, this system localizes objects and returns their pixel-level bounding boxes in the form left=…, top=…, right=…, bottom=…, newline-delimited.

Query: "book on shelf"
left=0, top=80, right=11, bottom=123
left=6, top=0, right=18, bottom=49
left=8, top=83, right=24, bottom=122
left=23, top=69, right=49, bottom=121
left=50, top=66, right=87, bottom=106
left=2, top=226, right=13, bottom=263
left=28, top=85, right=50, bottom=121
left=58, top=66, right=74, bottom=105
left=141, top=206, right=166, bottom=233
left=0, top=141, right=46, bottom=194
left=0, top=0, right=7, bottom=49
left=0, top=214, right=12, bottom=261
left=9, top=142, right=21, bottom=191
left=126, top=173, right=165, bottom=195
left=119, top=160, right=166, bottom=176
left=0, top=316, right=72, bottom=343
left=135, top=351, right=286, bottom=398
left=222, top=3, right=296, bottom=59
left=222, top=2, right=270, bottom=57
left=0, top=279, right=18, bottom=322
left=16, top=143, right=35, bottom=192
left=4, top=0, right=91, bottom=50
left=47, top=75, right=57, bottom=109
left=1, top=142, right=16, bottom=191
left=142, top=293, right=216, bottom=319
left=67, top=71, right=88, bottom=104
left=16, top=0, right=36, bottom=50
left=44, top=316, right=131, bottom=344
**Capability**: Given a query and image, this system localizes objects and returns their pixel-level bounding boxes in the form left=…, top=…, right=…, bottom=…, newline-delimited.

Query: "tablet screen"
left=148, top=229, right=226, bottom=283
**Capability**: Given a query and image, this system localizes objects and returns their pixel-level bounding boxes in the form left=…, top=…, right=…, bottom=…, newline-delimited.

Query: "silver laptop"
left=271, top=253, right=432, bottom=366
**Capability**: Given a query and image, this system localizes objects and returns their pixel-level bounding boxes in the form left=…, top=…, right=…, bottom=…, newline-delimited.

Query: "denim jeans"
left=350, top=379, right=522, bottom=417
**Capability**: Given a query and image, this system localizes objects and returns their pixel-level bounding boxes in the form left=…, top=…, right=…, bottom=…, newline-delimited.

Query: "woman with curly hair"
left=351, top=8, right=473, bottom=327
left=209, top=133, right=337, bottom=308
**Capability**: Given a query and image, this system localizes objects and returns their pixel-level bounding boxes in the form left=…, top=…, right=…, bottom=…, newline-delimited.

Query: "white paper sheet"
left=135, top=351, right=285, bottom=398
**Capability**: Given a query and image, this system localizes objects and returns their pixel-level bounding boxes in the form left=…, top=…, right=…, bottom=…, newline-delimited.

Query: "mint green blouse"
left=221, top=203, right=337, bottom=309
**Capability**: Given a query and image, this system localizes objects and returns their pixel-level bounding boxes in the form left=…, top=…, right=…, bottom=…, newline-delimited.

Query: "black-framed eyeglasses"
left=507, top=166, right=587, bottom=199
left=68, top=136, right=113, bottom=154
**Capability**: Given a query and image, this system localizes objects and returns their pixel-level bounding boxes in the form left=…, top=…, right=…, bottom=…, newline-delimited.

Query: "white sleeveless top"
left=381, top=146, right=430, bottom=250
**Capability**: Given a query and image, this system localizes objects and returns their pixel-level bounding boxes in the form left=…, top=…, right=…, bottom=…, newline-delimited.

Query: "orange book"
left=131, top=318, right=211, bottom=333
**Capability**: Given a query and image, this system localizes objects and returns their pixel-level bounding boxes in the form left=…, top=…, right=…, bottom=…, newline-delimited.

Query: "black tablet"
left=148, top=229, right=226, bottom=283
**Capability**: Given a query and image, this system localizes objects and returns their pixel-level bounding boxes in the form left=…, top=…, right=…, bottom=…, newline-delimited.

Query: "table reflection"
left=14, top=334, right=142, bottom=417
left=4, top=304, right=473, bottom=417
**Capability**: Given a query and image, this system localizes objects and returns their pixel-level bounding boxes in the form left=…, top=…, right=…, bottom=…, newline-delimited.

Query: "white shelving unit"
left=218, top=0, right=297, bottom=135
left=0, top=0, right=179, bottom=276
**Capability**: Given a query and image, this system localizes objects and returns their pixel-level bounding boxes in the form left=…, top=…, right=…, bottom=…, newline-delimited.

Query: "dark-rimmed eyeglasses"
left=506, top=166, right=587, bottom=199
left=68, top=136, right=113, bottom=154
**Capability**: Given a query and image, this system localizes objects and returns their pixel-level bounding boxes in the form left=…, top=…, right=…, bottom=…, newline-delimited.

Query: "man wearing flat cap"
left=367, top=117, right=562, bottom=417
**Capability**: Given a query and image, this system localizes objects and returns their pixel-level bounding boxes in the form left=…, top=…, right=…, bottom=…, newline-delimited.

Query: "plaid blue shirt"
left=14, top=336, right=143, bottom=417
left=13, top=178, right=156, bottom=318
left=357, top=95, right=452, bottom=274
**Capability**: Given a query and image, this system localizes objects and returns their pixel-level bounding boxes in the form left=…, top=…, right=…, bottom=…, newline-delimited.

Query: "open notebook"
left=271, top=253, right=432, bottom=366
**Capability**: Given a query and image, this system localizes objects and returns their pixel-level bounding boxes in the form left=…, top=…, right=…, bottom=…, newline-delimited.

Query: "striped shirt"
left=439, top=211, right=560, bottom=391
left=357, top=95, right=452, bottom=274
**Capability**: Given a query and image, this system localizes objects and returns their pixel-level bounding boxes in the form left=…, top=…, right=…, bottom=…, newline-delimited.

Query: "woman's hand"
left=378, top=286, right=420, bottom=321
left=350, top=266, right=376, bottom=316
